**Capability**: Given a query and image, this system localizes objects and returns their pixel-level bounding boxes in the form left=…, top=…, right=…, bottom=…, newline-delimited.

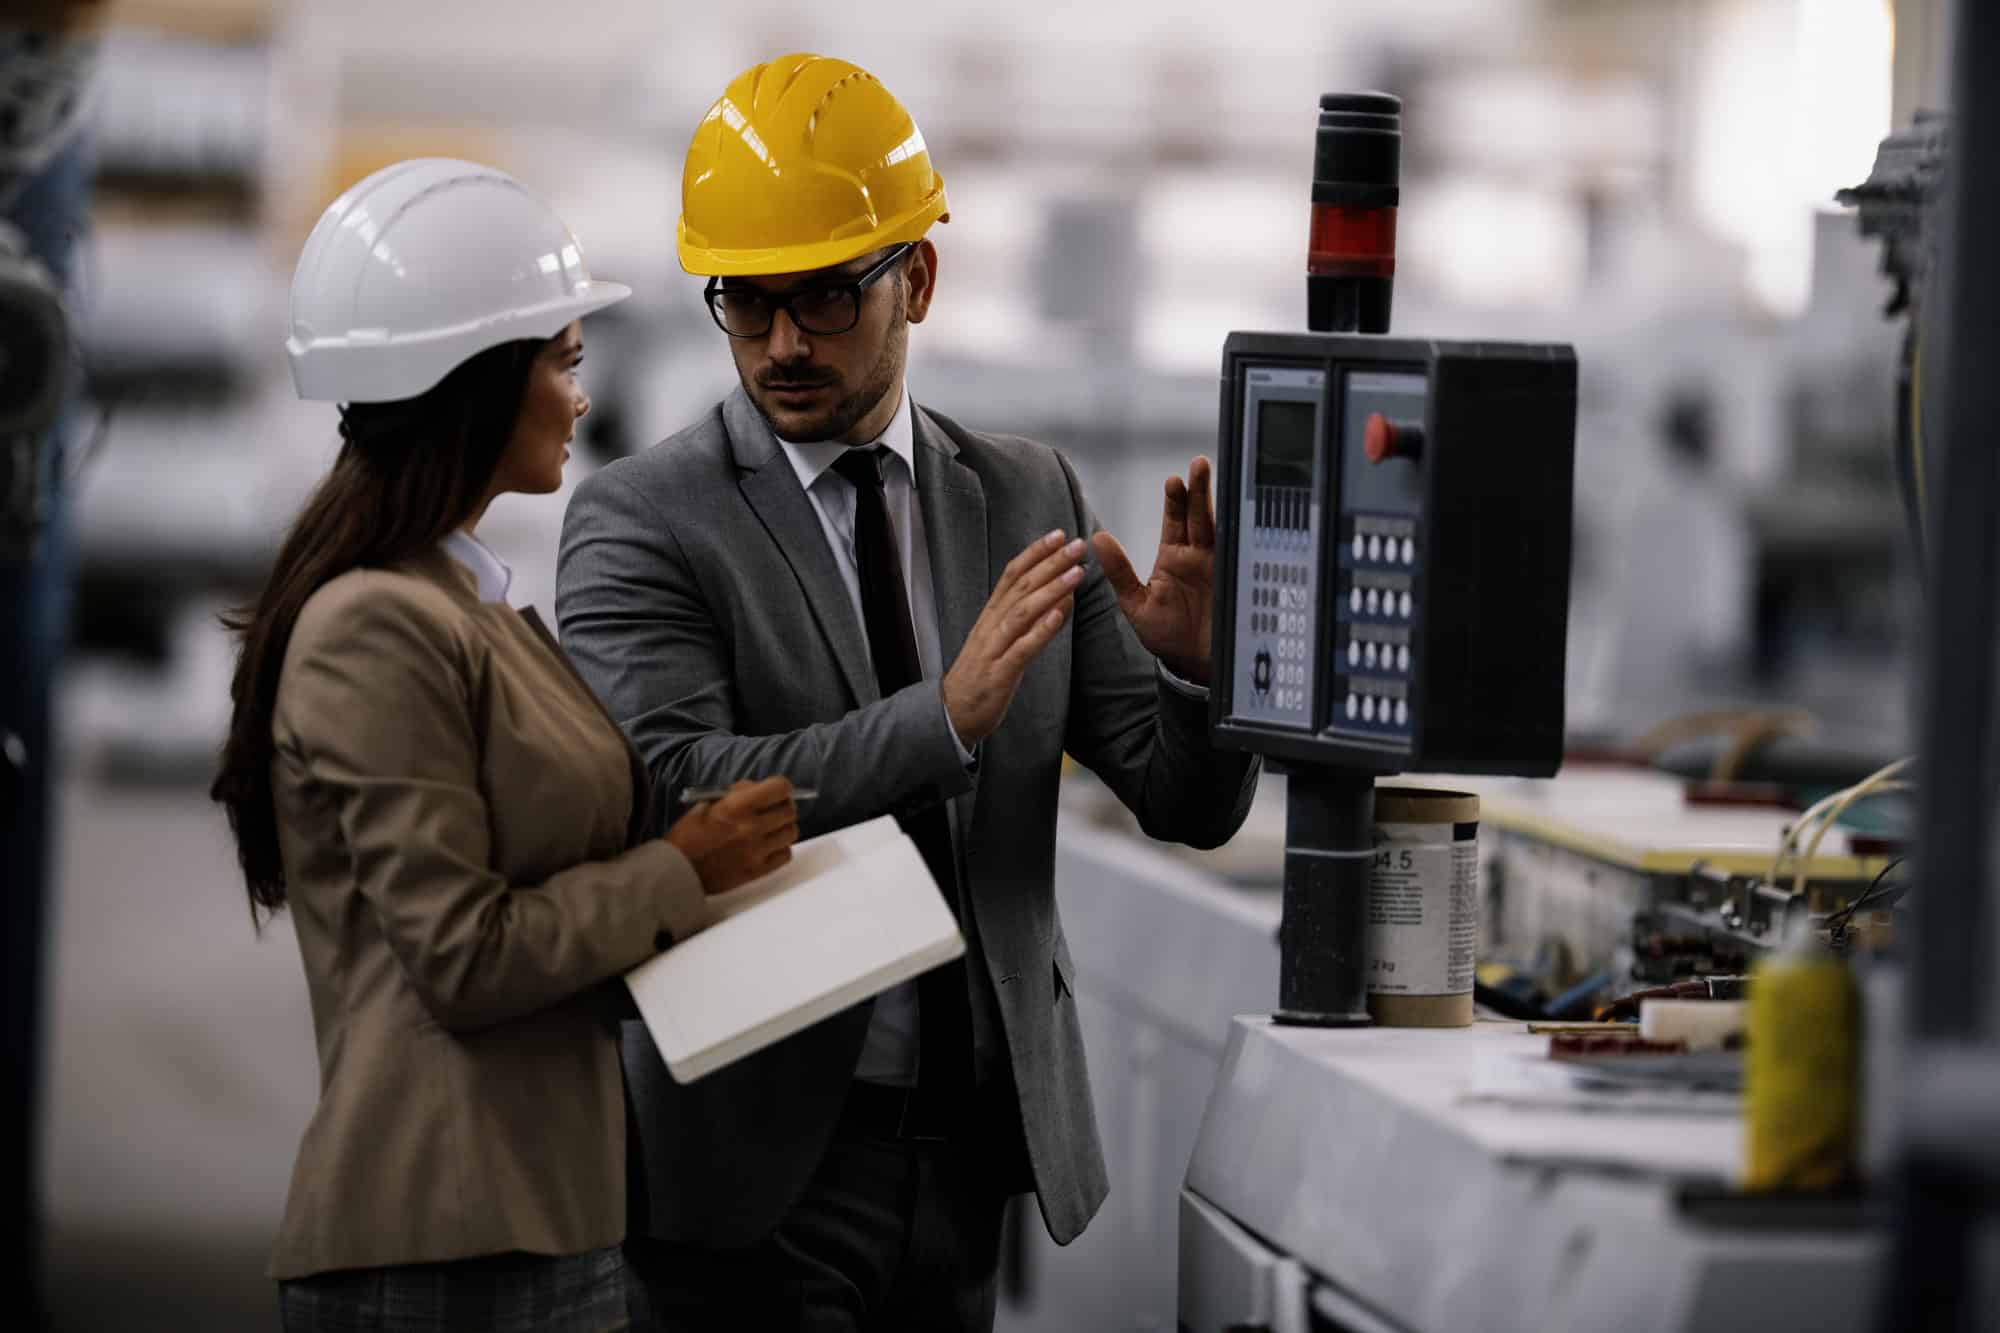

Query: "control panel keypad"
left=1234, top=364, right=1323, bottom=731
left=1247, top=555, right=1313, bottom=714
left=1333, top=514, right=1419, bottom=738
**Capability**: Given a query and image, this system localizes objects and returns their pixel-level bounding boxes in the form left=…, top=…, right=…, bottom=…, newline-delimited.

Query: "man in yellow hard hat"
left=557, top=52, right=1259, bottom=1331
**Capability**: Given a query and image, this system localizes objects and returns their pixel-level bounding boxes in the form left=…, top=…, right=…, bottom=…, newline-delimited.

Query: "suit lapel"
left=913, top=405, right=989, bottom=865
left=912, top=404, right=987, bottom=673
left=725, top=391, right=878, bottom=708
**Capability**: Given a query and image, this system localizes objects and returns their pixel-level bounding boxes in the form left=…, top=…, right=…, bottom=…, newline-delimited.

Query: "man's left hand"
left=1091, top=456, right=1215, bottom=687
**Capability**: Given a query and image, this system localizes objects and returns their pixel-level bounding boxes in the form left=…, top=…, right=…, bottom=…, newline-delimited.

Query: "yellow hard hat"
left=677, top=53, right=949, bottom=277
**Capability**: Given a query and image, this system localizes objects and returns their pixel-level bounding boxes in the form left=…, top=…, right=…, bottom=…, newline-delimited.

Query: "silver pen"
left=677, top=786, right=818, bottom=805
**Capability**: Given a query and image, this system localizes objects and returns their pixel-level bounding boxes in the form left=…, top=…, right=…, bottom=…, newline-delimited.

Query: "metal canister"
left=1367, top=786, right=1479, bottom=1027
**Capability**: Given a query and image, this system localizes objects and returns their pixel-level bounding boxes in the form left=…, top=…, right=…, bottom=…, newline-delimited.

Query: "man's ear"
left=905, top=239, right=939, bottom=324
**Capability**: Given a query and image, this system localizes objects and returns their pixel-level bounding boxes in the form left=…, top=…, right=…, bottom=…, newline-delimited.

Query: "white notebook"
left=624, top=815, right=966, bottom=1084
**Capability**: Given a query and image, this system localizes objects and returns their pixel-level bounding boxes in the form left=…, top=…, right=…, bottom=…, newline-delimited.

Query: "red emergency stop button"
left=1363, top=413, right=1423, bottom=464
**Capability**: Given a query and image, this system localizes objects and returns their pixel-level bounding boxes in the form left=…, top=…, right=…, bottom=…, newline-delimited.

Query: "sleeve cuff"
left=1158, top=662, right=1211, bottom=701
left=943, top=691, right=979, bottom=770
left=630, top=839, right=715, bottom=948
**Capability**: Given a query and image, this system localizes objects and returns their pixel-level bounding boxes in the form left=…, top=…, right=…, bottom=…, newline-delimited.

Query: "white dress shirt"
left=774, top=386, right=1209, bottom=1084
left=772, top=384, right=969, bottom=1086
left=442, top=528, right=513, bottom=604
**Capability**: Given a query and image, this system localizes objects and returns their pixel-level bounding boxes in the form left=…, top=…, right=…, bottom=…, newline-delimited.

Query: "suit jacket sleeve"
left=1053, top=451, right=1261, bottom=849
left=277, top=578, right=712, bottom=1034
left=557, top=465, right=974, bottom=838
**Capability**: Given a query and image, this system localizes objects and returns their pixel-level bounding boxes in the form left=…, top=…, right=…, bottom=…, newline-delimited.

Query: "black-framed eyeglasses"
left=704, top=243, right=913, bottom=338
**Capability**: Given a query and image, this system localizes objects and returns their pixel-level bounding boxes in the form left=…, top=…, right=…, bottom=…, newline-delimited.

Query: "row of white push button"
left=1271, top=663, right=1307, bottom=686
left=1347, top=694, right=1409, bottom=726
left=1348, top=640, right=1411, bottom=672
left=1354, top=533, right=1416, bottom=565
left=1350, top=587, right=1413, bottom=618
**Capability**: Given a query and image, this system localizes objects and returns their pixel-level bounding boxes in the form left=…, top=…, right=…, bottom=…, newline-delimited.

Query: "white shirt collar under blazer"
left=440, top=528, right=513, bottom=604
left=773, top=380, right=915, bottom=495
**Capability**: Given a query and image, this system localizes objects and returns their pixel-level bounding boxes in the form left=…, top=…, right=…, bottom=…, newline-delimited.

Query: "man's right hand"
left=942, top=530, right=1087, bottom=746
left=664, top=777, right=798, bottom=895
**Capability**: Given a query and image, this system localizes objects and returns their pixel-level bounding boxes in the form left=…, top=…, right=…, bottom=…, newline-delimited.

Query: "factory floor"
left=39, top=776, right=316, bottom=1331
left=34, top=776, right=1076, bottom=1331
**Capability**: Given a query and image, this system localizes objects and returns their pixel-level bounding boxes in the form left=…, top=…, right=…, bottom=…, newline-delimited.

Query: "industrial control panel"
left=1212, top=331, right=1578, bottom=776
left=1232, top=364, right=1325, bottom=730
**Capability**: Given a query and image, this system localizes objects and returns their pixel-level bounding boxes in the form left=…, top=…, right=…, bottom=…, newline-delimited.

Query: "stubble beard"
left=749, top=291, right=908, bottom=445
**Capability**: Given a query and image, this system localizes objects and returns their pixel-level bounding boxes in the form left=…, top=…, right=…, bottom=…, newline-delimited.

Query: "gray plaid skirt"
left=277, top=1245, right=630, bottom=1332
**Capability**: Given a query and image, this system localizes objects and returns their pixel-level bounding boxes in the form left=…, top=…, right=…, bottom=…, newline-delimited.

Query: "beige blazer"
left=265, top=548, right=710, bottom=1280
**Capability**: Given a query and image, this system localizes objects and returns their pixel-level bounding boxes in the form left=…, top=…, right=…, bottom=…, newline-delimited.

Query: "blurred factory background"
left=8, top=0, right=1946, bottom=1328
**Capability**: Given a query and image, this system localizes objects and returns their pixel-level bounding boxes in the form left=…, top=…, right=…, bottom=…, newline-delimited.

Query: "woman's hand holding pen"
left=664, top=777, right=799, bottom=895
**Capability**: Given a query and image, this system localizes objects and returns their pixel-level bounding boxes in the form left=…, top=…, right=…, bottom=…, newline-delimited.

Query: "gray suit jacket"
left=556, top=388, right=1259, bottom=1249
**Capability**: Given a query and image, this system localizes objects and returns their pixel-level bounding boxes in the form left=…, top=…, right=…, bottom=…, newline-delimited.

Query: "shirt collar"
left=774, top=383, right=915, bottom=493
left=440, top=528, right=513, bottom=604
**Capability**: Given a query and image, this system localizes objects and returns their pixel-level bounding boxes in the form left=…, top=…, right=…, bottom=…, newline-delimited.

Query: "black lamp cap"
left=1314, top=90, right=1402, bottom=209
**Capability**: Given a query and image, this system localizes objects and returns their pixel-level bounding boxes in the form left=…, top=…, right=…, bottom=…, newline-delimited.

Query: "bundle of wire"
left=1827, top=857, right=1907, bottom=944
left=1765, top=756, right=1914, bottom=902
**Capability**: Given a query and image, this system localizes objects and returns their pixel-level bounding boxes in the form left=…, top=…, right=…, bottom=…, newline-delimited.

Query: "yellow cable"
left=1768, top=757, right=1914, bottom=896
left=1792, top=778, right=1913, bottom=899
left=1769, top=789, right=1847, bottom=895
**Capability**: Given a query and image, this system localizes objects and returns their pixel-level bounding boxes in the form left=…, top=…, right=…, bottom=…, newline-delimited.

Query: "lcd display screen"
left=1255, top=399, right=1316, bottom=489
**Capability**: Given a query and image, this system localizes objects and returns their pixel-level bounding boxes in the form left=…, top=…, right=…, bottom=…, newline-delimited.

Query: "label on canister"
left=1368, top=787, right=1479, bottom=1027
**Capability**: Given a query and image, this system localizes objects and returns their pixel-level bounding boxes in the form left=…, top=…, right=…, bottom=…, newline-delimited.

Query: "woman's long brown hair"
left=212, top=338, right=546, bottom=922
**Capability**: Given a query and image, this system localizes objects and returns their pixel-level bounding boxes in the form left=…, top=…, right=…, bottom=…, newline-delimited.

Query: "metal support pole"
left=1274, top=771, right=1377, bottom=1027
left=1883, top=0, right=2000, bottom=1325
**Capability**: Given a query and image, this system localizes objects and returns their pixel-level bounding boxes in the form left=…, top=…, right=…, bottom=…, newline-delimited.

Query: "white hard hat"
left=286, top=158, right=631, bottom=403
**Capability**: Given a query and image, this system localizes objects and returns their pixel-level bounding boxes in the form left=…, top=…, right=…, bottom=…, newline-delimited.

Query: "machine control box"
left=1211, top=331, right=1577, bottom=774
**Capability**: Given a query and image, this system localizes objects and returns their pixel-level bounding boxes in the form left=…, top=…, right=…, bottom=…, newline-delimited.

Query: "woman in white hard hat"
left=211, top=159, right=797, bottom=1331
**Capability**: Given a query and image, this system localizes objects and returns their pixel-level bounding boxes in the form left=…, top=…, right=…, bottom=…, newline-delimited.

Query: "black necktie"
left=830, top=446, right=973, bottom=1112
